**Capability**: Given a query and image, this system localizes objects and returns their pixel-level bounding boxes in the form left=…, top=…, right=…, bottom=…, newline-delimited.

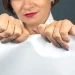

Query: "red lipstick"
left=24, top=12, right=37, bottom=18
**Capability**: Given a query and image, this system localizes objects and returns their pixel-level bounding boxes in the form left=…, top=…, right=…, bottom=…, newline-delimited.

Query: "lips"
left=24, top=12, right=37, bottom=18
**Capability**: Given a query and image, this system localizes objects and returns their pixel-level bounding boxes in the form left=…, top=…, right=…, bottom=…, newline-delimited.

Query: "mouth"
left=24, top=12, right=38, bottom=18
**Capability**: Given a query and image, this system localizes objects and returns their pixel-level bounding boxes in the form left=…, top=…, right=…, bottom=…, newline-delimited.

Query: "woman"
left=1, top=0, right=75, bottom=50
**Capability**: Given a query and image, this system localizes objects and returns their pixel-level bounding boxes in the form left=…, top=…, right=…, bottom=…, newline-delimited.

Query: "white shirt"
left=0, top=12, right=75, bottom=75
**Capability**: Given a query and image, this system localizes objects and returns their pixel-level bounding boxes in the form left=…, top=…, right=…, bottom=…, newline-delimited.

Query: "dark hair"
left=2, top=0, right=59, bottom=15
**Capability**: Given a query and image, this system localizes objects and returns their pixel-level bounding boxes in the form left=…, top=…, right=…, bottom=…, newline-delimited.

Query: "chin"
left=23, top=20, right=38, bottom=25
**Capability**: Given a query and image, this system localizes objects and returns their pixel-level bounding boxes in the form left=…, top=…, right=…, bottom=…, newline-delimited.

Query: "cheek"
left=36, top=0, right=51, bottom=10
left=11, top=2, right=23, bottom=14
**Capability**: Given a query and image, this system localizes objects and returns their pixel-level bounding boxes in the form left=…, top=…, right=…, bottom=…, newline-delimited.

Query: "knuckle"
left=15, top=19, right=20, bottom=24
left=0, top=27, right=6, bottom=32
left=0, top=13, right=9, bottom=19
left=62, top=19, right=73, bottom=27
left=53, top=34, right=61, bottom=40
left=60, top=31, right=66, bottom=36
left=45, top=30, right=52, bottom=36
left=1, top=13, right=9, bottom=17
left=38, top=24, right=44, bottom=29
left=9, top=16, right=15, bottom=21
left=64, top=19, right=69, bottom=22
left=63, top=19, right=72, bottom=24
left=51, top=21, right=58, bottom=25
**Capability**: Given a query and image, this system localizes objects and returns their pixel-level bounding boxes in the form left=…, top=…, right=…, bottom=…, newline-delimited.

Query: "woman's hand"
left=0, top=13, right=30, bottom=43
left=35, top=19, right=75, bottom=51
left=0, top=14, right=75, bottom=51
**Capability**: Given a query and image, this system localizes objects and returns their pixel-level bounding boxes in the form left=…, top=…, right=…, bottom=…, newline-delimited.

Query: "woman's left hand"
left=34, top=19, right=75, bottom=51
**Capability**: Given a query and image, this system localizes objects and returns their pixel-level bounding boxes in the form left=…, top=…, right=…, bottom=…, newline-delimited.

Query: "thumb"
left=33, top=24, right=47, bottom=39
left=32, top=24, right=47, bottom=34
left=69, top=25, right=75, bottom=35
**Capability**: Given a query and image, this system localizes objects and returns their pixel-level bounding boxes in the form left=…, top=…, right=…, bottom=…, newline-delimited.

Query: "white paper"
left=0, top=34, right=75, bottom=75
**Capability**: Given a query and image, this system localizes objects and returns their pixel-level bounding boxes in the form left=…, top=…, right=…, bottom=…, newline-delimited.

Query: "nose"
left=23, top=0, right=33, bottom=10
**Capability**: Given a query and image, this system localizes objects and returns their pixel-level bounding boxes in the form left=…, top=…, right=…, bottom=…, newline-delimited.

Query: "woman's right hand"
left=0, top=13, right=30, bottom=43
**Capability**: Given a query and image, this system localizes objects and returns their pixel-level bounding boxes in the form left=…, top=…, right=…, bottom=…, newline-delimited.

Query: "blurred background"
left=0, top=0, right=75, bottom=24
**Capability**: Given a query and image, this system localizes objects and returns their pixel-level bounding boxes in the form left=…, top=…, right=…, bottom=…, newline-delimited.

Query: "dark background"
left=0, top=0, right=75, bottom=24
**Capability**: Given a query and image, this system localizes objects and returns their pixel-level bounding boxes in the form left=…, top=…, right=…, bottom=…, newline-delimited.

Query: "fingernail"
left=64, top=46, right=69, bottom=51
left=46, top=38, right=51, bottom=43
left=12, top=40, right=16, bottom=43
left=63, top=39, right=70, bottom=43
left=56, top=44, right=61, bottom=48
left=12, top=40, right=20, bottom=43
left=1, top=40, right=8, bottom=43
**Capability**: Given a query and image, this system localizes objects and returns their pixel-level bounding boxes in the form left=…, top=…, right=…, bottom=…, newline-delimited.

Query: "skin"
left=11, top=0, right=52, bottom=34
left=0, top=0, right=75, bottom=50
left=0, top=14, right=30, bottom=43
left=36, top=20, right=75, bottom=50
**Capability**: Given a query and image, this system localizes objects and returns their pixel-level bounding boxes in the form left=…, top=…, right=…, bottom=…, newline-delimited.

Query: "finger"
left=0, top=13, right=9, bottom=32
left=1, top=38, right=11, bottom=43
left=45, top=21, right=61, bottom=47
left=53, top=21, right=69, bottom=50
left=0, top=16, right=15, bottom=38
left=69, top=25, right=75, bottom=35
left=13, top=25, right=30, bottom=43
left=1, top=20, right=22, bottom=43
left=60, top=19, right=73, bottom=42
left=13, top=19, right=22, bottom=37
left=37, top=24, right=47, bottom=39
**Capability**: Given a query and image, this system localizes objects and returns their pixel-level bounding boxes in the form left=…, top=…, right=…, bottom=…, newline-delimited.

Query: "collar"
left=45, top=12, right=54, bottom=24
